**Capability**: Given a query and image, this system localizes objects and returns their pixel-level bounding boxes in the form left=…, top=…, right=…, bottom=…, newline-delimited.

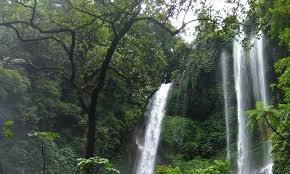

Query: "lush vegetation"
left=0, top=0, right=289, bottom=174
left=245, top=0, right=290, bottom=173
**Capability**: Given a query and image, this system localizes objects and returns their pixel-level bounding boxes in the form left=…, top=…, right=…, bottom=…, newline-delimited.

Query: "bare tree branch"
left=0, top=24, right=52, bottom=41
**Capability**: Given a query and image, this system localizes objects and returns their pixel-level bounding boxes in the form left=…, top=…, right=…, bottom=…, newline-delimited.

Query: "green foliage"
left=167, top=12, right=228, bottom=118
left=4, top=120, right=14, bottom=126
left=189, top=160, right=230, bottom=174
left=247, top=102, right=280, bottom=133
left=94, top=113, right=124, bottom=156
left=262, top=2, right=290, bottom=171
left=251, top=1, right=290, bottom=173
left=77, top=157, right=120, bottom=174
left=156, top=160, right=230, bottom=174
left=48, top=146, right=78, bottom=174
left=2, top=128, right=13, bottom=138
left=220, top=15, right=240, bottom=43
left=0, top=65, right=30, bottom=100
left=274, top=57, right=290, bottom=103
left=271, top=116, right=290, bottom=174
left=0, top=139, right=78, bottom=174
left=0, top=1, right=244, bottom=174
left=256, top=0, right=290, bottom=49
left=162, top=114, right=226, bottom=159
left=156, top=165, right=182, bottom=174
left=199, top=112, right=226, bottom=157
left=162, top=116, right=202, bottom=158
left=170, top=157, right=211, bottom=173
left=17, top=79, right=81, bottom=125
left=28, top=131, right=60, bottom=141
left=115, top=21, right=168, bottom=87
left=268, top=0, right=290, bottom=48
left=1, top=119, right=14, bottom=138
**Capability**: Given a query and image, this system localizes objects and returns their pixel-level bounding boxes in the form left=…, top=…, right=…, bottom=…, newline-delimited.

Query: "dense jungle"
left=0, top=0, right=289, bottom=174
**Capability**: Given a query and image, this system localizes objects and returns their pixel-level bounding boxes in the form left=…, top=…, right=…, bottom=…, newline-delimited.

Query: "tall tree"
left=0, top=0, right=213, bottom=165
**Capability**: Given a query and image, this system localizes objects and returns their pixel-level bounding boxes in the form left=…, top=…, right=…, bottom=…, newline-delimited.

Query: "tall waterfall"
left=250, top=33, right=273, bottom=174
left=249, top=33, right=269, bottom=106
left=231, top=32, right=273, bottom=174
left=221, top=50, right=231, bottom=159
left=233, top=33, right=252, bottom=174
left=135, top=83, right=172, bottom=174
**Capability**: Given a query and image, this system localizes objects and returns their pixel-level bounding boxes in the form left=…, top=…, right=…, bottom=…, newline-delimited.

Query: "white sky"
left=171, top=0, right=249, bottom=42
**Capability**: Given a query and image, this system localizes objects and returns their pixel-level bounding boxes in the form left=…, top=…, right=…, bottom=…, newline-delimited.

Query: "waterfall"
left=221, top=50, right=231, bottom=159
left=250, top=33, right=273, bottom=174
left=249, top=33, right=269, bottom=105
left=255, top=163, right=273, bottom=174
left=135, top=83, right=172, bottom=174
left=231, top=32, right=273, bottom=174
left=233, top=34, right=252, bottom=174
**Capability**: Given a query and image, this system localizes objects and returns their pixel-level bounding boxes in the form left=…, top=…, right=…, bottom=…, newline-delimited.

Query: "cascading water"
left=255, top=163, right=273, bottom=174
left=249, top=33, right=269, bottom=105
left=233, top=33, right=252, bottom=174
left=134, top=83, right=172, bottom=174
left=230, top=32, right=273, bottom=174
left=250, top=33, right=273, bottom=174
left=221, top=50, right=231, bottom=159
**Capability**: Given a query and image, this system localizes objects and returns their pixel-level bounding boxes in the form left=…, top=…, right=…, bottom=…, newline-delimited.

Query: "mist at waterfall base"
left=221, top=33, right=273, bottom=174
left=134, top=83, right=172, bottom=174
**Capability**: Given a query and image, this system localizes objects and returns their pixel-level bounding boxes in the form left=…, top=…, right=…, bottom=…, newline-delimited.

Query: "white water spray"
left=249, top=33, right=269, bottom=106
left=255, top=163, right=273, bottom=174
left=221, top=50, right=231, bottom=159
left=250, top=32, right=273, bottom=174
left=232, top=32, right=273, bottom=174
left=135, top=83, right=172, bottom=174
left=233, top=34, right=251, bottom=174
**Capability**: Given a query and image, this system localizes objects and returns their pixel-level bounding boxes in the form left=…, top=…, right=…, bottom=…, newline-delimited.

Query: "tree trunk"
left=41, top=141, right=46, bottom=174
left=85, top=109, right=97, bottom=158
left=84, top=38, right=121, bottom=161
left=84, top=20, right=135, bottom=160
left=83, top=20, right=136, bottom=174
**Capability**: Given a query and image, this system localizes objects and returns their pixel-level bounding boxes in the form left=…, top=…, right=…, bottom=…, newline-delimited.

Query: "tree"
left=0, top=0, right=214, bottom=165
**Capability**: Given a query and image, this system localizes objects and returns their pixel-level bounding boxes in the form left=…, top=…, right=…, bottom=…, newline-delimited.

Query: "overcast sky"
left=172, top=0, right=249, bottom=42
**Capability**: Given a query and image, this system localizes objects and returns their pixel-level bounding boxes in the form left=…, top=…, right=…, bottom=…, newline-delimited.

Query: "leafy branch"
left=77, top=156, right=120, bottom=174
left=247, top=101, right=290, bottom=144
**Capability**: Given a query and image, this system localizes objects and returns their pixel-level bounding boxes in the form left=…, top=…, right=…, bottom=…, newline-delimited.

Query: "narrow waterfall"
left=135, top=83, right=172, bottom=174
left=250, top=33, right=273, bottom=174
left=232, top=32, right=273, bottom=174
left=250, top=33, right=269, bottom=106
left=233, top=34, right=252, bottom=174
left=221, top=50, right=231, bottom=159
